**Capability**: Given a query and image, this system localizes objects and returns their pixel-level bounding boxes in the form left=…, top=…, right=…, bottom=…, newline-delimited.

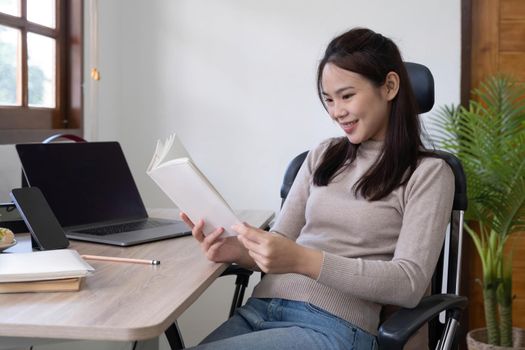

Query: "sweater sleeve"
left=316, top=158, right=455, bottom=308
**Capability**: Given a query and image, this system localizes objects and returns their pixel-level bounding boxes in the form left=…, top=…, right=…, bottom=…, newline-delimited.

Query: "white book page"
left=147, top=133, right=191, bottom=172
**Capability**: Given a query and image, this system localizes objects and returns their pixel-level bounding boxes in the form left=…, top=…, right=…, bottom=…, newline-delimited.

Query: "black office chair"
left=164, top=63, right=468, bottom=350
left=225, top=63, right=467, bottom=350
left=275, top=148, right=467, bottom=350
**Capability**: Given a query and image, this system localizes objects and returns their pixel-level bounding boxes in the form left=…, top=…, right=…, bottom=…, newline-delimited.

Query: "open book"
left=147, top=134, right=241, bottom=237
left=0, top=249, right=94, bottom=283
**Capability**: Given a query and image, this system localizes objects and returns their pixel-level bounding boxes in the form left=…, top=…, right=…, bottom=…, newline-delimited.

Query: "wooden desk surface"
left=0, top=209, right=274, bottom=341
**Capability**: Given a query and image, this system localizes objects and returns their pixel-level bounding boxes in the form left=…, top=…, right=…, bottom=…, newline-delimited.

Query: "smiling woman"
left=180, top=27, right=455, bottom=350
left=0, top=0, right=83, bottom=144
left=313, top=28, right=425, bottom=201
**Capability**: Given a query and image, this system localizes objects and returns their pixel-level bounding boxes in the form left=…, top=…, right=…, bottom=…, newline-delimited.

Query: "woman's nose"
left=332, top=101, right=348, bottom=120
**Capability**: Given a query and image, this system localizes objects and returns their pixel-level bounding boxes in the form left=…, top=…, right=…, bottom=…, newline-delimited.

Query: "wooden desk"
left=0, top=209, right=273, bottom=342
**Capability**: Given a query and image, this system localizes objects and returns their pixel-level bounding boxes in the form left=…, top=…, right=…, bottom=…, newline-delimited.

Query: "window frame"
left=0, top=0, right=83, bottom=144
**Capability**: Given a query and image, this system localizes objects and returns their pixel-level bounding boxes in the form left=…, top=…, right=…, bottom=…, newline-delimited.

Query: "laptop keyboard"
left=78, top=220, right=170, bottom=235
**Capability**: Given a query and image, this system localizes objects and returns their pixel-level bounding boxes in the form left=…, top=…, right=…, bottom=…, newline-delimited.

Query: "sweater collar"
left=357, top=139, right=384, bottom=156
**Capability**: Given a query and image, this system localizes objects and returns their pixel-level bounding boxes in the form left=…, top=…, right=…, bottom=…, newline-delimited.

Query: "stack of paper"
left=0, top=249, right=94, bottom=293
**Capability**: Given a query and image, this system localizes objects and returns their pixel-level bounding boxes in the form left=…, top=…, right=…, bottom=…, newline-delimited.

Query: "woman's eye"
left=324, top=98, right=333, bottom=103
left=342, top=94, right=353, bottom=100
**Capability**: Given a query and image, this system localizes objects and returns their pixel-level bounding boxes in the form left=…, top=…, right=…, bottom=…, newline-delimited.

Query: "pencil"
left=81, top=254, right=160, bottom=265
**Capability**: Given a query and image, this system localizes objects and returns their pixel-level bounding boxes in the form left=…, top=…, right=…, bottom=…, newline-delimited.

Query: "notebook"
left=16, top=142, right=191, bottom=246
left=0, top=249, right=93, bottom=282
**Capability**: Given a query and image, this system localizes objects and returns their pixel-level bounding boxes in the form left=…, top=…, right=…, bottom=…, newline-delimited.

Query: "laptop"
left=16, top=142, right=191, bottom=246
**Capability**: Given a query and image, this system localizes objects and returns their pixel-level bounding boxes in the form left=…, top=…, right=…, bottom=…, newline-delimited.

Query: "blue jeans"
left=186, top=298, right=377, bottom=350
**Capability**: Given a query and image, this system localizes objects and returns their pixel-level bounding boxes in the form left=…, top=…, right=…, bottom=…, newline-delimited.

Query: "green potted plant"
left=432, top=75, right=525, bottom=349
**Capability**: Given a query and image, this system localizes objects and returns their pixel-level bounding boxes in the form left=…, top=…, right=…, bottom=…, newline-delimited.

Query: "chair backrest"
left=405, top=62, right=434, bottom=114
left=280, top=151, right=309, bottom=207
left=427, top=152, right=466, bottom=348
left=279, top=62, right=467, bottom=349
left=42, top=133, right=87, bottom=144
left=429, top=151, right=467, bottom=299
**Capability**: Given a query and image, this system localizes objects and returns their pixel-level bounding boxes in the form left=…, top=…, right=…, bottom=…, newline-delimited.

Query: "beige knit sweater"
left=252, top=138, right=455, bottom=336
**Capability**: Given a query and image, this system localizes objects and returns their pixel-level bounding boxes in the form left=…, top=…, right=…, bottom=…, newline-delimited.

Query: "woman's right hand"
left=180, top=212, right=252, bottom=265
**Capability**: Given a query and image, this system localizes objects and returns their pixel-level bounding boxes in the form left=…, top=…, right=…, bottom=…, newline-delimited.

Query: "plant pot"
left=467, top=328, right=525, bottom=349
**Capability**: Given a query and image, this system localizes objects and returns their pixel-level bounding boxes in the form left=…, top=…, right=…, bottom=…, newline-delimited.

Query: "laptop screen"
left=16, top=142, right=148, bottom=228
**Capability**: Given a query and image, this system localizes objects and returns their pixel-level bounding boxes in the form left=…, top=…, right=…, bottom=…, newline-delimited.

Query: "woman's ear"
left=384, top=71, right=400, bottom=101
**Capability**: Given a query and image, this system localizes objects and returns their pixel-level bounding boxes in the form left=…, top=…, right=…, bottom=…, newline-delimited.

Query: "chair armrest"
left=221, top=265, right=254, bottom=318
left=378, top=294, right=468, bottom=350
left=220, top=265, right=253, bottom=279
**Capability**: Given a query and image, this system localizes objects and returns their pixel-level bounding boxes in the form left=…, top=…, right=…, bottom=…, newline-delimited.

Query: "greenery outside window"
left=0, top=0, right=82, bottom=144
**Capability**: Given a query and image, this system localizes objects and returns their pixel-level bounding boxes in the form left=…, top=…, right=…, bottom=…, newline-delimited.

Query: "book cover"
left=147, top=134, right=241, bottom=237
left=0, top=277, right=82, bottom=293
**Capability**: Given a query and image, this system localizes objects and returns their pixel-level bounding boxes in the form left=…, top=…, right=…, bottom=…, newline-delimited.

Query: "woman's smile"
left=339, top=120, right=358, bottom=134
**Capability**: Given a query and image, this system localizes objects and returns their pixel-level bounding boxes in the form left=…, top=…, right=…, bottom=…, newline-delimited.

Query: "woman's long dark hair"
left=314, top=27, right=426, bottom=200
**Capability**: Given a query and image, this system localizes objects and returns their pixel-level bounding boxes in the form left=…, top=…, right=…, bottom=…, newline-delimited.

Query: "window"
left=0, top=0, right=82, bottom=143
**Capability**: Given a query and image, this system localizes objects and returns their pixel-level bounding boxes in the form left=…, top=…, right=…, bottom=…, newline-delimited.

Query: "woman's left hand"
left=233, top=222, right=323, bottom=279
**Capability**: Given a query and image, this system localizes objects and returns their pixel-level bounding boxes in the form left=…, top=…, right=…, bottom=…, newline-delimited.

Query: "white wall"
left=86, top=0, right=461, bottom=214
left=1, top=1, right=460, bottom=348
left=81, top=1, right=461, bottom=347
